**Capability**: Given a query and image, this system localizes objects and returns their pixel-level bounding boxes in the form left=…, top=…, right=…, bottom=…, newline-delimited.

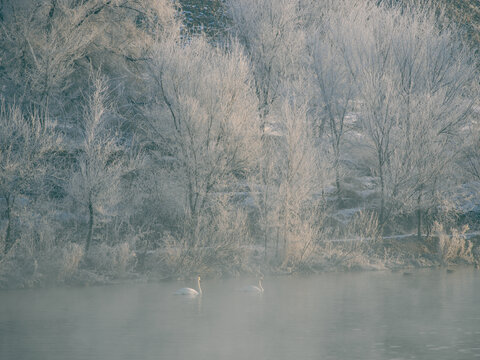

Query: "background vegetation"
left=0, top=0, right=479, bottom=288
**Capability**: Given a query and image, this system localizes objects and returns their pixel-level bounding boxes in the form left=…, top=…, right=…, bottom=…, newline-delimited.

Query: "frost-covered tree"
left=144, top=35, right=260, bottom=242
left=250, top=94, right=331, bottom=264
left=309, top=9, right=357, bottom=195
left=0, top=0, right=177, bottom=120
left=67, top=76, right=129, bottom=253
left=0, top=0, right=98, bottom=115
left=0, top=103, right=59, bottom=254
left=225, top=0, right=334, bottom=263
left=348, top=2, right=477, bottom=233
left=274, top=100, right=329, bottom=265
left=464, top=108, right=480, bottom=183
left=225, top=0, right=308, bottom=124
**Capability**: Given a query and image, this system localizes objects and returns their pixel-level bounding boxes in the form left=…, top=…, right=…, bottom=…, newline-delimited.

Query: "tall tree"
left=0, top=103, right=58, bottom=254
left=225, top=0, right=308, bottom=124
left=309, top=9, right=357, bottom=196
left=347, top=1, right=477, bottom=233
left=0, top=0, right=177, bottom=120
left=275, top=100, right=329, bottom=265
left=68, top=76, right=129, bottom=253
left=144, top=35, right=261, bottom=242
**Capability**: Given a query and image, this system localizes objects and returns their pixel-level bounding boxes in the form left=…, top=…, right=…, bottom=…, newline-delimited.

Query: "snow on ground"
left=446, top=181, right=480, bottom=213
left=332, top=207, right=365, bottom=224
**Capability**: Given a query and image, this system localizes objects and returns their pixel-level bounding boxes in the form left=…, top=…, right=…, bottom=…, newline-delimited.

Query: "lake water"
left=1, top=269, right=480, bottom=360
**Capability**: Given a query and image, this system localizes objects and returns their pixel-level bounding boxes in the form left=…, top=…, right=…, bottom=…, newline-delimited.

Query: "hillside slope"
left=178, top=0, right=480, bottom=54
left=441, top=0, right=480, bottom=53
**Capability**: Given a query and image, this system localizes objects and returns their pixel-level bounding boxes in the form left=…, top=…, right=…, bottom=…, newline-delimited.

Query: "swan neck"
left=198, top=278, right=202, bottom=295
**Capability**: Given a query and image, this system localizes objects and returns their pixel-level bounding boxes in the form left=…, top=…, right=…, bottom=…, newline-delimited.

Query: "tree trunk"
left=3, top=195, right=12, bottom=254
left=417, top=193, right=422, bottom=241
left=335, top=169, right=341, bottom=194
left=275, top=227, right=279, bottom=259
left=0, top=0, right=4, bottom=22
left=85, top=198, right=94, bottom=253
left=335, top=163, right=343, bottom=207
left=379, top=162, right=385, bottom=232
left=264, top=221, right=268, bottom=260
left=263, top=187, right=268, bottom=260
left=283, top=201, right=288, bottom=262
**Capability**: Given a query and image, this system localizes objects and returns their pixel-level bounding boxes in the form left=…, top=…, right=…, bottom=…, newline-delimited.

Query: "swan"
left=175, top=276, right=202, bottom=296
left=241, top=276, right=264, bottom=293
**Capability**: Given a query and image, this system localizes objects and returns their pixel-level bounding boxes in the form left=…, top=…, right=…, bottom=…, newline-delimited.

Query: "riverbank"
left=2, top=231, right=479, bottom=290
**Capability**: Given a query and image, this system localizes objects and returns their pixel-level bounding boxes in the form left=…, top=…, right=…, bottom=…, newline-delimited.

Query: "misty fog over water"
left=1, top=269, right=480, bottom=360
left=1, top=1, right=480, bottom=358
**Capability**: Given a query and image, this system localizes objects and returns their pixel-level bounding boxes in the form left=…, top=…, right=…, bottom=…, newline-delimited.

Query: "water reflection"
left=1, top=269, right=480, bottom=360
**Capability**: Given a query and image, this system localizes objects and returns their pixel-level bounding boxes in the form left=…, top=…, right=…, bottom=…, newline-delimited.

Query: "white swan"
left=175, top=276, right=202, bottom=296
left=241, top=276, right=264, bottom=293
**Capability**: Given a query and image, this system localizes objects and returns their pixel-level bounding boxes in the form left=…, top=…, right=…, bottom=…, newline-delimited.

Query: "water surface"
left=1, top=269, right=480, bottom=360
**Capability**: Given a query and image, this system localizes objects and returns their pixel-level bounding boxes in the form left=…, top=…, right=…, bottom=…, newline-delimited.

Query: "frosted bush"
left=318, top=240, right=383, bottom=271
left=435, top=222, right=474, bottom=265
left=58, top=243, right=84, bottom=281
left=87, top=242, right=136, bottom=276
left=156, top=201, right=253, bottom=277
left=345, top=211, right=380, bottom=242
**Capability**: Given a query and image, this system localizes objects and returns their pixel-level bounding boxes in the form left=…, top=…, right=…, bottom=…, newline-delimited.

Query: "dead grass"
left=434, top=222, right=475, bottom=266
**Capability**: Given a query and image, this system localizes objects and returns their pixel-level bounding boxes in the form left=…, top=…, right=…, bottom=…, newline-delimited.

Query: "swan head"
left=258, top=276, right=264, bottom=292
left=197, top=276, right=201, bottom=282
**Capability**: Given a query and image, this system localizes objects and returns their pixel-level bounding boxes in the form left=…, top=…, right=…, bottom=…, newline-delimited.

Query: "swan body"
left=175, top=276, right=202, bottom=296
left=175, top=287, right=199, bottom=296
left=241, top=277, right=264, bottom=293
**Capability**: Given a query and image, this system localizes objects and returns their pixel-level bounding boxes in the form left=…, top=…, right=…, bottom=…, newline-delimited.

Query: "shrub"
left=57, top=243, right=84, bottom=282
left=86, top=242, right=137, bottom=277
left=435, top=222, right=474, bottom=266
left=155, top=199, right=253, bottom=278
